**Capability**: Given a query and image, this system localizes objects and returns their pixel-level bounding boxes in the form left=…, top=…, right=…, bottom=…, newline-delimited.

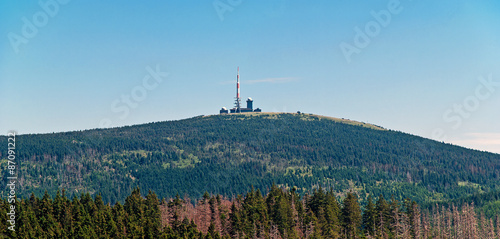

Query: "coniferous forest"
left=1, top=113, right=500, bottom=238
left=1, top=185, right=500, bottom=238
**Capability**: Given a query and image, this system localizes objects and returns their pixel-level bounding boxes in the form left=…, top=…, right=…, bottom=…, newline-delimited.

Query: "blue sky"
left=1, top=0, right=500, bottom=153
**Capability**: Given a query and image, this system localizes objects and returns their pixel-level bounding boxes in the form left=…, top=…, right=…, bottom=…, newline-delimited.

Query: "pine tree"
left=102, top=203, right=118, bottom=239
left=241, top=187, right=268, bottom=237
left=308, top=187, right=326, bottom=215
left=124, top=187, right=145, bottom=237
left=322, top=189, right=340, bottom=238
left=208, top=222, right=222, bottom=239
left=112, top=201, right=127, bottom=237
left=375, top=194, right=390, bottom=236
left=92, top=193, right=107, bottom=237
left=388, top=195, right=400, bottom=235
left=362, top=195, right=376, bottom=237
left=229, top=201, right=242, bottom=238
left=144, top=190, right=161, bottom=239
left=17, top=199, right=39, bottom=239
left=341, top=192, right=362, bottom=239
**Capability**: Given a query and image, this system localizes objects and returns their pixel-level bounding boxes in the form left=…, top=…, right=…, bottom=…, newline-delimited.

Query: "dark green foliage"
left=362, top=195, right=376, bottom=236
left=7, top=185, right=500, bottom=238
left=375, top=194, right=391, bottom=236
left=266, top=184, right=297, bottom=238
left=11, top=188, right=206, bottom=238
left=341, top=192, right=362, bottom=238
left=241, top=187, right=268, bottom=237
left=1, top=113, right=499, bottom=211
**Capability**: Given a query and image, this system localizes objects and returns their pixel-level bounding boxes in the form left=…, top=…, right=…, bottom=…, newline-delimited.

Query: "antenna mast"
left=234, top=67, right=241, bottom=113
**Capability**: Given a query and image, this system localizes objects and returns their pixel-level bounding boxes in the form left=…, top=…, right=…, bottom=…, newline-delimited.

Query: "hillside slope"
left=1, top=113, right=499, bottom=204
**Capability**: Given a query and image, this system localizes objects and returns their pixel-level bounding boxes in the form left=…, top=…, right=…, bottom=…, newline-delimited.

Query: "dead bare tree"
left=412, top=203, right=421, bottom=239
left=422, top=211, right=430, bottom=239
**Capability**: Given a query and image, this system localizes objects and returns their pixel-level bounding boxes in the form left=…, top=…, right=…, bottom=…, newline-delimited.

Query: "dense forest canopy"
left=1, top=113, right=499, bottom=213
left=2, top=185, right=498, bottom=238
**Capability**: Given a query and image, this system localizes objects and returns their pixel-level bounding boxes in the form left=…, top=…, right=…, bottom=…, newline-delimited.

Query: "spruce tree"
left=362, top=194, right=376, bottom=236
left=341, top=192, right=362, bottom=239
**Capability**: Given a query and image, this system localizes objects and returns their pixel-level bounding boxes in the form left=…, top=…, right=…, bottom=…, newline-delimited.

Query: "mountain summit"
left=1, top=113, right=499, bottom=204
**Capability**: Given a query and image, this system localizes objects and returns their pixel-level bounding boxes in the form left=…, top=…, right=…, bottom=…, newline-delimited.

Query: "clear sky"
left=1, top=0, right=499, bottom=154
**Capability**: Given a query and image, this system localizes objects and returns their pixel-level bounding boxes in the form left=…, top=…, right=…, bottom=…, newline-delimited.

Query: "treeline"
left=167, top=184, right=500, bottom=239
left=2, top=185, right=500, bottom=238
left=2, top=189, right=163, bottom=238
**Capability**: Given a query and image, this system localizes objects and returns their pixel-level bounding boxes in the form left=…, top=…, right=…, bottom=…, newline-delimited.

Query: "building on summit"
left=220, top=67, right=261, bottom=114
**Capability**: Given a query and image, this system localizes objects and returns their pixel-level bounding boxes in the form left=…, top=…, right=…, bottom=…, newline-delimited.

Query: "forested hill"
left=1, top=113, right=499, bottom=206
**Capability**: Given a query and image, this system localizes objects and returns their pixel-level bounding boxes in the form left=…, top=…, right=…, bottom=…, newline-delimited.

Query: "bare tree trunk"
left=401, top=213, right=411, bottom=239
left=393, top=207, right=402, bottom=239
left=269, top=223, right=282, bottom=239
left=422, top=211, right=429, bottom=239
left=462, top=203, right=478, bottom=239
left=378, top=210, right=387, bottom=239
left=412, top=204, right=421, bottom=239
left=442, top=206, right=452, bottom=238
left=304, top=221, right=313, bottom=239
left=470, top=203, right=478, bottom=239
left=487, top=218, right=496, bottom=239
left=453, top=204, right=461, bottom=239
left=480, top=213, right=488, bottom=239
left=434, top=205, right=442, bottom=239
left=496, top=216, right=500, bottom=239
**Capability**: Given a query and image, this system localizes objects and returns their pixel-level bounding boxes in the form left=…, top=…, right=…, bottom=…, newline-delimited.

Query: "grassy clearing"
left=458, top=181, right=482, bottom=189
left=211, top=112, right=386, bottom=130
left=172, top=153, right=200, bottom=169
left=299, top=114, right=386, bottom=131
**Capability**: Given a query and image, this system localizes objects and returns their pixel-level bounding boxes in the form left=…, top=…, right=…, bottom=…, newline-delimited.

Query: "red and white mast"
left=237, top=67, right=240, bottom=99
left=235, top=67, right=241, bottom=112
